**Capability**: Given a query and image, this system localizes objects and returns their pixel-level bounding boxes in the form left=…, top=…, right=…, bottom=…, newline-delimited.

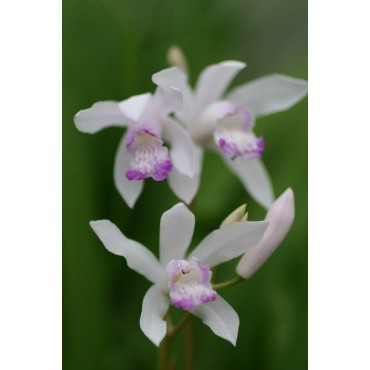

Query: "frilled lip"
left=122, top=120, right=171, bottom=181
left=188, top=101, right=255, bottom=145
left=216, top=131, right=265, bottom=161
left=125, top=125, right=159, bottom=151
left=166, top=258, right=217, bottom=311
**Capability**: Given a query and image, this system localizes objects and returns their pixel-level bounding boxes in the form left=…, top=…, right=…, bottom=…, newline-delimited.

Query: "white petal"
left=199, top=100, right=241, bottom=125
left=236, top=188, right=295, bottom=279
left=74, top=101, right=129, bottom=134
left=195, top=101, right=229, bottom=141
left=223, top=156, right=274, bottom=209
left=189, top=221, right=268, bottom=267
left=167, top=146, right=203, bottom=204
left=163, top=118, right=195, bottom=177
left=227, top=74, right=308, bottom=117
left=140, top=285, right=170, bottom=346
left=90, top=220, right=165, bottom=286
left=152, top=67, right=188, bottom=93
left=191, top=295, right=239, bottom=346
left=195, top=61, right=246, bottom=109
left=152, top=86, right=183, bottom=115
left=113, top=134, right=144, bottom=208
left=159, top=203, right=195, bottom=266
left=118, top=93, right=152, bottom=123
left=152, top=67, right=196, bottom=123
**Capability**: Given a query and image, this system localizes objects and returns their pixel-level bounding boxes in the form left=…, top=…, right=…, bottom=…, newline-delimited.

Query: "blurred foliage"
left=63, top=0, right=307, bottom=369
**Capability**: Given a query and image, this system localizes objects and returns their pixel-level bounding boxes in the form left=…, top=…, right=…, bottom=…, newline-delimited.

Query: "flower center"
left=125, top=123, right=172, bottom=181
left=213, top=106, right=265, bottom=160
left=166, top=258, right=217, bottom=311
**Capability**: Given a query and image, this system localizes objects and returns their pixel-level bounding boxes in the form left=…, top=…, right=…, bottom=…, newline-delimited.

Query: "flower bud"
left=220, top=204, right=247, bottom=228
left=236, top=188, right=295, bottom=279
left=241, top=212, right=248, bottom=222
left=167, top=45, right=189, bottom=73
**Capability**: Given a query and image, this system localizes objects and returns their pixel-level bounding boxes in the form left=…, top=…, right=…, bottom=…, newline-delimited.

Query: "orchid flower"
left=236, top=188, right=295, bottom=279
left=74, top=87, right=195, bottom=208
left=90, top=203, right=268, bottom=346
left=152, top=62, right=307, bottom=209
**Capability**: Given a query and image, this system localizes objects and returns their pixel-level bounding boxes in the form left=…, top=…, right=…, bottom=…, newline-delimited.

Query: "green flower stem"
left=211, top=266, right=218, bottom=283
left=212, top=276, right=243, bottom=290
left=157, top=334, right=173, bottom=370
left=184, top=320, right=193, bottom=370
left=157, top=312, right=174, bottom=370
left=157, top=311, right=193, bottom=370
left=168, top=312, right=192, bottom=338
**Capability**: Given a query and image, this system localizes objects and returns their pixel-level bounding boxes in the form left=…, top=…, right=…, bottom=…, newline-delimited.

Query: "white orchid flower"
left=152, top=62, right=307, bottom=209
left=74, top=87, right=195, bottom=208
left=236, top=188, right=295, bottom=279
left=90, top=203, right=268, bottom=346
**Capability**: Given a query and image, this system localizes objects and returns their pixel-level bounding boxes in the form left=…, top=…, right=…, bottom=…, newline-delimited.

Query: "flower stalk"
left=157, top=310, right=194, bottom=370
left=184, top=320, right=193, bottom=370
left=157, top=334, right=172, bottom=370
left=212, top=276, right=243, bottom=290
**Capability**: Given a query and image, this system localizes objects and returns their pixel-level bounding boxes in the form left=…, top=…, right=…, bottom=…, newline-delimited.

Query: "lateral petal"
left=114, top=134, right=144, bottom=208
left=223, top=156, right=274, bottom=209
left=90, top=220, right=165, bottom=286
left=227, top=74, right=308, bottom=117
left=118, top=93, right=152, bottom=123
left=140, top=285, right=170, bottom=346
left=163, top=118, right=195, bottom=177
left=191, top=295, right=239, bottom=346
left=189, top=221, right=269, bottom=267
left=152, top=67, right=196, bottom=123
left=167, top=146, right=203, bottom=204
left=151, top=86, right=183, bottom=117
left=74, top=101, right=129, bottom=134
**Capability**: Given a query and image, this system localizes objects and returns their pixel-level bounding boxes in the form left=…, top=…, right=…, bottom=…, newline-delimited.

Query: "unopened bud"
left=236, top=188, right=295, bottom=279
left=167, top=45, right=189, bottom=74
left=241, top=212, right=248, bottom=222
left=220, top=204, right=247, bottom=228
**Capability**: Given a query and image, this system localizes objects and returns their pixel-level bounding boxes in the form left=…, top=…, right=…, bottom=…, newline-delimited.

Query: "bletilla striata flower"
left=74, top=87, right=195, bottom=208
left=236, top=188, right=295, bottom=279
left=90, top=203, right=268, bottom=346
left=152, top=62, right=307, bottom=209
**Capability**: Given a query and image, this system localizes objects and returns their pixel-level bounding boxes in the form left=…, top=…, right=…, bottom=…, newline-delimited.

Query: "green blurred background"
left=63, top=0, right=307, bottom=369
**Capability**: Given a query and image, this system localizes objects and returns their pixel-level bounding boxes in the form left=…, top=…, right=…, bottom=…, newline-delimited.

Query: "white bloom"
left=90, top=203, right=268, bottom=346
left=236, top=188, right=295, bottom=278
left=74, top=87, right=196, bottom=208
left=152, top=62, right=307, bottom=208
